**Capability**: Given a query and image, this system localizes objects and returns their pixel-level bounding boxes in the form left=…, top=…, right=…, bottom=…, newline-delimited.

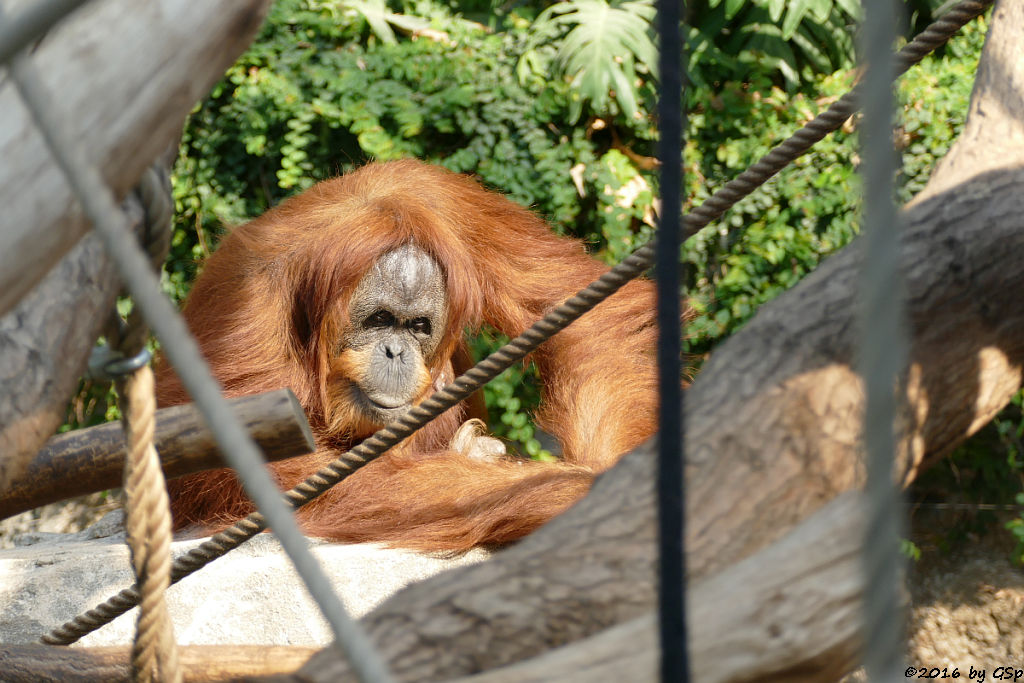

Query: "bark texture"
left=296, top=3, right=1024, bottom=681
left=0, top=197, right=143, bottom=491
left=0, top=0, right=271, bottom=316
left=452, top=493, right=867, bottom=683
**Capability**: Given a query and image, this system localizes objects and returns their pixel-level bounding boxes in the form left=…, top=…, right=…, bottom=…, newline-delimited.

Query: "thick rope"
left=116, top=164, right=181, bottom=683
left=117, top=365, right=183, bottom=683
left=42, top=0, right=993, bottom=645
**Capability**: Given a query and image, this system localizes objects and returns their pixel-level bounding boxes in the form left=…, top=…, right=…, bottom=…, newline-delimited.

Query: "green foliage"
left=327, top=0, right=431, bottom=44
left=682, top=12, right=986, bottom=354
left=901, top=538, right=922, bottom=562
left=469, top=329, right=555, bottom=460
left=588, top=148, right=658, bottom=263
left=687, top=0, right=859, bottom=89
left=60, top=379, right=119, bottom=433
left=895, top=13, right=987, bottom=202
left=527, top=0, right=658, bottom=122
left=683, top=70, right=861, bottom=351
left=171, top=0, right=606, bottom=267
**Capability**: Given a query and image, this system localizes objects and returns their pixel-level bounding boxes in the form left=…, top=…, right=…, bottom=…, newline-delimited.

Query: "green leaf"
left=530, top=0, right=657, bottom=118
left=781, top=0, right=812, bottom=40
left=833, top=0, right=863, bottom=20
left=807, top=0, right=834, bottom=24
left=724, top=0, right=748, bottom=20
left=342, top=0, right=397, bottom=43
left=790, top=24, right=832, bottom=73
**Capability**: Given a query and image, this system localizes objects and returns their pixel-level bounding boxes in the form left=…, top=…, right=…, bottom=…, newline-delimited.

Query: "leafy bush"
left=687, top=0, right=860, bottom=88
left=683, top=11, right=987, bottom=355
left=683, top=70, right=861, bottom=352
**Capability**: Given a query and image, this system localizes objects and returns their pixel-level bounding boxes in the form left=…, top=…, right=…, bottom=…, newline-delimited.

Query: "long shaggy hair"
left=156, top=160, right=662, bottom=550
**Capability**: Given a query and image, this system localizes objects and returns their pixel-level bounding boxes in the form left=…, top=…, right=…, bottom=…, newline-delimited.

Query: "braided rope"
left=115, top=167, right=181, bottom=680
left=118, top=366, right=183, bottom=683
left=41, top=0, right=992, bottom=645
left=65, top=164, right=183, bottom=674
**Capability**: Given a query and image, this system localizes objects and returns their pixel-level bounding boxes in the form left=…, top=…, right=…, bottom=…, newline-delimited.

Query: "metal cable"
left=859, top=0, right=909, bottom=676
left=2, top=13, right=393, bottom=682
left=653, top=0, right=688, bottom=679
left=0, top=0, right=92, bottom=67
left=43, top=0, right=992, bottom=647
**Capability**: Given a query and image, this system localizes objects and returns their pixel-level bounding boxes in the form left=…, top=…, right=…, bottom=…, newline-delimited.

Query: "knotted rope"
left=117, top=364, right=182, bottom=683
left=97, top=166, right=181, bottom=682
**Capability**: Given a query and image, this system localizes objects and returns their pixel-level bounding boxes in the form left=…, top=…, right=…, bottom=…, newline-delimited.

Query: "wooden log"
left=0, top=644, right=316, bottom=682
left=449, top=493, right=866, bottom=683
left=0, top=191, right=147, bottom=492
left=0, top=389, right=315, bottom=520
left=0, top=0, right=271, bottom=316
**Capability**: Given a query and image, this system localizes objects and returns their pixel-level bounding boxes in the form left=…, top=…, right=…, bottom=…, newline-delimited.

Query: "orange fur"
left=157, top=159, right=662, bottom=551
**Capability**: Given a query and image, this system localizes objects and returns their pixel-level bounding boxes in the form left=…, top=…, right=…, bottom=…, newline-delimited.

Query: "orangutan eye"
left=365, top=310, right=395, bottom=328
left=410, top=317, right=432, bottom=335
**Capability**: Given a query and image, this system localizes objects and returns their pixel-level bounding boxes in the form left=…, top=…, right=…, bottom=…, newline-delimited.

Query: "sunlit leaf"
left=530, top=0, right=657, bottom=120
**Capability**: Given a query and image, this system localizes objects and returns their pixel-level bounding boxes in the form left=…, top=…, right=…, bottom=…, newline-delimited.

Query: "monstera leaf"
left=339, top=0, right=430, bottom=44
left=530, top=0, right=658, bottom=122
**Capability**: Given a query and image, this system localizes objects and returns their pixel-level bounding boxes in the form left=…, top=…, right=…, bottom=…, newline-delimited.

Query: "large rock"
left=0, top=511, right=487, bottom=646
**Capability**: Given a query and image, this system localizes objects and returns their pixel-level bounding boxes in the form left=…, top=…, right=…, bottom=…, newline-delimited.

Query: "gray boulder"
left=0, top=511, right=487, bottom=646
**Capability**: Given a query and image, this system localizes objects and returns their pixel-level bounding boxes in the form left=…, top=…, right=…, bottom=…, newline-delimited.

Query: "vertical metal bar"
left=858, top=0, right=908, bottom=676
left=655, top=0, right=688, bottom=679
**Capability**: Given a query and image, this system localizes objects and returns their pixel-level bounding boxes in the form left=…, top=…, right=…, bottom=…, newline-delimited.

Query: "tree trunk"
left=295, top=2, right=1024, bottom=680
left=451, top=493, right=867, bottom=683
left=0, top=195, right=143, bottom=490
left=0, top=389, right=315, bottom=519
left=0, top=0, right=271, bottom=317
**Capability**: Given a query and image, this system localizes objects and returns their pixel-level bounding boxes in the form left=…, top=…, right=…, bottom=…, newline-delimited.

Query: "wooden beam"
left=449, top=493, right=865, bottom=683
left=0, top=389, right=315, bottom=520
left=0, top=0, right=271, bottom=316
left=0, top=190, right=147, bottom=492
left=0, top=644, right=316, bottom=682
